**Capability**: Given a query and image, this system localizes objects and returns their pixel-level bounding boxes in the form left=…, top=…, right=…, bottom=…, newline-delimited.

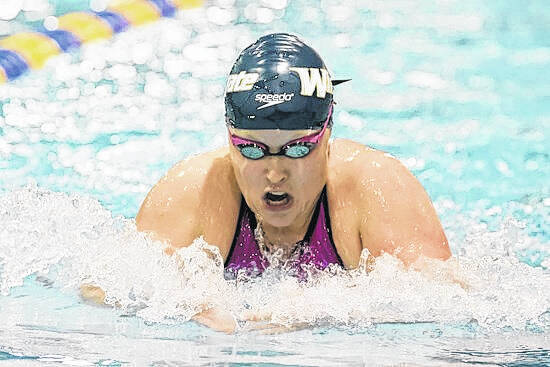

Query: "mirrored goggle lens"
left=239, top=145, right=265, bottom=159
left=284, top=144, right=311, bottom=158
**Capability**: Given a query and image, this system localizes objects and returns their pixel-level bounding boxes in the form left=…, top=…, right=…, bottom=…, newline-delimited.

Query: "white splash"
left=0, top=186, right=235, bottom=323
left=0, top=186, right=549, bottom=334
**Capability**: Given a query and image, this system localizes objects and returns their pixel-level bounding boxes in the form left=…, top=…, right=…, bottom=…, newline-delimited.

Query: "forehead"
left=228, top=128, right=315, bottom=146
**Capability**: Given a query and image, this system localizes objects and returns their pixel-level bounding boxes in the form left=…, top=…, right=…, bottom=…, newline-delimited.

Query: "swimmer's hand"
left=192, top=306, right=237, bottom=334
left=237, top=310, right=309, bottom=335
left=80, top=284, right=106, bottom=304
left=192, top=308, right=307, bottom=334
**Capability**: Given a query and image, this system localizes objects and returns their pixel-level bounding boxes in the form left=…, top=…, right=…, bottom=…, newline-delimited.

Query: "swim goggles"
left=229, top=104, right=333, bottom=160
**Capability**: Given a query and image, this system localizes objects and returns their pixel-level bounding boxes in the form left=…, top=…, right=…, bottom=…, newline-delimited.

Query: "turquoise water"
left=1, top=0, right=549, bottom=365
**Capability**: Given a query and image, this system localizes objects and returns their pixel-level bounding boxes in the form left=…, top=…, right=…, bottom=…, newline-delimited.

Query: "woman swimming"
left=84, top=33, right=451, bottom=333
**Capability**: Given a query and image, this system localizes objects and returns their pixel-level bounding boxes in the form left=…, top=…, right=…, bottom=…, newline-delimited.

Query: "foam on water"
left=1, top=186, right=549, bottom=335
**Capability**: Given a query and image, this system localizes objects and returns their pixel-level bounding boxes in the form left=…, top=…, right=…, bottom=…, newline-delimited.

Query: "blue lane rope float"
left=0, top=49, right=30, bottom=81
left=0, top=0, right=203, bottom=83
left=95, top=11, right=130, bottom=33
left=147, top=0, right=177, bottom=17
left=41, top=30, right=82, bottom=51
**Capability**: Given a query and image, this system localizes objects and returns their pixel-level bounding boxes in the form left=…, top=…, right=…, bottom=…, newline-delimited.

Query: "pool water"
left=1, top=0, right=549, bottom=365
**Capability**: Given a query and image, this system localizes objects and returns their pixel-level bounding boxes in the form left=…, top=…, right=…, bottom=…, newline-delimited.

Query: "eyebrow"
left=230, top=134, right=298, bottom=153
left=233, top=132, right=323, bottom=158
left=230, top=134, right=270, bottom=149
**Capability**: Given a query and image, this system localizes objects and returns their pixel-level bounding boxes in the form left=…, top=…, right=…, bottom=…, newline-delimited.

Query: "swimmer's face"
left=228, top=127, right=331, bottom=229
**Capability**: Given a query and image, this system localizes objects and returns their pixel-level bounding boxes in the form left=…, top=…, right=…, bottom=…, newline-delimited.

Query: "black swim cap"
left=225, top=33, right=348, bottom=130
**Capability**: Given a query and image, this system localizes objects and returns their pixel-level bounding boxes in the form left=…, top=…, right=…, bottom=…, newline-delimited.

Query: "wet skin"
left=136, top=129, right=451, bottom=267
left=83, top=129, right=452, bottom=333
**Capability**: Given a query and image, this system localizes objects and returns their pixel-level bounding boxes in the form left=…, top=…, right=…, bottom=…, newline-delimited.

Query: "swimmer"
left=83, top=33, right=452, bottom=332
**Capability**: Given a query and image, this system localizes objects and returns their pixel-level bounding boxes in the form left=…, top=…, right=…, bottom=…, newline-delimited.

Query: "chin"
left=259, top=210, right=296, bottom=228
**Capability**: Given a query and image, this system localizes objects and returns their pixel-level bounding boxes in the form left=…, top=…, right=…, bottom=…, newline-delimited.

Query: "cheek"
left=306, top=147, right=328, bottom=174
left=232, top=155, right=263, bottom=188
left=293, top=154, right=327, bottom=189
left=299, top=151, right=327, bottom=191
left=241, top=163, right=263, bottom=183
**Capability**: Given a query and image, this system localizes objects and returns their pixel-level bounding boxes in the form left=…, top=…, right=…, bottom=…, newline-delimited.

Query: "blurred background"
left=0, top=0, right=548, bottom=257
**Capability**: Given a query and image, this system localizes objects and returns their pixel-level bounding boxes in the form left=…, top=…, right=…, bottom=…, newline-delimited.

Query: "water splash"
left=0, top=186, right=549, bottom=334
left=0, top=185, right=234, bottom=323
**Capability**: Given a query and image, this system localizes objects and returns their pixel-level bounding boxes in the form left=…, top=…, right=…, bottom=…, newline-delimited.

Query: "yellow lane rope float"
left=57, top=12, right=114, bottom=43
left=0, top=32, right=61, bottom=69
left=0, top=0, right=203, bottom=83
left=108, top=0, right=162, bottom=26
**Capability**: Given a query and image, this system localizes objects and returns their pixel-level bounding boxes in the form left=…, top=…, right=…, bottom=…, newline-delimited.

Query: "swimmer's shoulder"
left=328, top=138, right=403, bottom=188
left=327, top=138, right=417, bottom=208
left=329, top=137, right=418, bottom=184
left=163, top=147, right=234, bottom=190
left=136, top=147, right=240, bottom=250
left=328, top=138, right=450, bottom=262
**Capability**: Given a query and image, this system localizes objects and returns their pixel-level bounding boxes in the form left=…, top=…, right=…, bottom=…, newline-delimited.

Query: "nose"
left=265, top=158, right=288, bottom=185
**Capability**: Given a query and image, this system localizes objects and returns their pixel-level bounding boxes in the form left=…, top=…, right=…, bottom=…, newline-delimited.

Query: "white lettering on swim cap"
left=226, top=71, right=259, bottom=93
left=289, top=67, right=333, bottom=98
left=255, top=93, right=294, bottom=109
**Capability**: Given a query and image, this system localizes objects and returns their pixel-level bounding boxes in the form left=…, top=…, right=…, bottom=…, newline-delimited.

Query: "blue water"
left=0, top=0, right=549, bottom=365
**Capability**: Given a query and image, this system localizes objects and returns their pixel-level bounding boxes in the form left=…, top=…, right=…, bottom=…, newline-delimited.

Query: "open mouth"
left=264, top=191, right=292, bottom=208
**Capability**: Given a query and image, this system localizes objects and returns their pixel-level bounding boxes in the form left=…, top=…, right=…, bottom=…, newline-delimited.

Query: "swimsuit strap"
left=223, top=197, right=267, bottom=277
left=296, top=186, right=344, bottom=269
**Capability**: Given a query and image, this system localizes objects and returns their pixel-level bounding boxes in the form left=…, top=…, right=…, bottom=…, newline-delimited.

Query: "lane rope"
left=0, top=0, right=203, bottom=83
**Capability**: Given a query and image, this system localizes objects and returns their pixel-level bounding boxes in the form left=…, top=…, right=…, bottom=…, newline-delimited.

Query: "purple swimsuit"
left=224, top=186, right=343, bottom=279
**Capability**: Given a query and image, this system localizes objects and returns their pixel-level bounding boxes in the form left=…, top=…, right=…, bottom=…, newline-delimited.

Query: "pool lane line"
left=0, top=0, right=203, bottom=84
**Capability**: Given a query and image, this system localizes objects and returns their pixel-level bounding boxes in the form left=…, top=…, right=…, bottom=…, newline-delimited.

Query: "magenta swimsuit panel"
left=224, top=186, right=343, bottom=279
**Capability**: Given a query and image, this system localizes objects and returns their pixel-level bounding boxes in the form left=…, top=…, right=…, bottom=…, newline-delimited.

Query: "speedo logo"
left=255, top=93, right=294, bottom=110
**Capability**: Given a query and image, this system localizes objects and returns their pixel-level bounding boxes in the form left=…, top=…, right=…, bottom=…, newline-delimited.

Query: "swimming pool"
left=1, top=0, right=549, bottom=365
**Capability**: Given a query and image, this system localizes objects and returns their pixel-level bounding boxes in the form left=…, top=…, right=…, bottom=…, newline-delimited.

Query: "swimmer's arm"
left=135, top=153, right=242, bottom=332
left=80, top=284, right=240, bottom=334
left=80, top=162, right=201, bottom=303
left=81, top=160, right=202, bottom=302
left=358, top=152, right=451, bottom=267
left=79, top=283, right=238, bottom=333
